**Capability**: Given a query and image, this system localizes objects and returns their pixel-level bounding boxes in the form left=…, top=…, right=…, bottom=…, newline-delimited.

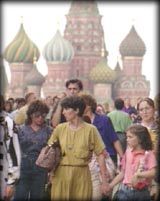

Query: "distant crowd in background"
left=0, top=78, right=159, bottom=201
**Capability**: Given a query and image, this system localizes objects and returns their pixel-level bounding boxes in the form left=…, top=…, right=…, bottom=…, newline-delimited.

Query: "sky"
left=1, top=1, right=158, bottom=99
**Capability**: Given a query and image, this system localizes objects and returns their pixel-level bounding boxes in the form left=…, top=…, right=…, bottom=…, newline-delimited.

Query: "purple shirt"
left=93, top=113, right=118, bottom=156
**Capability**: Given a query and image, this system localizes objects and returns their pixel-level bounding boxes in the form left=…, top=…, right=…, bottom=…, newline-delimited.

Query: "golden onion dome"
left=89, top=57, right=116, bottom=83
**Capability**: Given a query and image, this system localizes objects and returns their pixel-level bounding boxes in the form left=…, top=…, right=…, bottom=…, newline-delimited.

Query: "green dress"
left=48, top=122, right=105, bottom=201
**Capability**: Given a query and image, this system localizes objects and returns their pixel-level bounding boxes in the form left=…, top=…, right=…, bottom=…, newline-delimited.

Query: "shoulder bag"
left=35, top=140, right=61, bottom=172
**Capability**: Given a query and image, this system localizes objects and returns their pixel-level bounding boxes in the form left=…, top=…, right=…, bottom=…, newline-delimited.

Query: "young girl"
left=108, top=124, right=157, bottom=201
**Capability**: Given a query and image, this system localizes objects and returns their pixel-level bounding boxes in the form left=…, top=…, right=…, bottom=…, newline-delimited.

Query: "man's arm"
left=51, top=102, right=63, bottom=128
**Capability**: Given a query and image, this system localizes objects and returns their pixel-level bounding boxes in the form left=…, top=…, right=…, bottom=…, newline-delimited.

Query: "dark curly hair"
left=61, top=96, right=86, bottom=117
left=26, top=100, right=49, bottom=125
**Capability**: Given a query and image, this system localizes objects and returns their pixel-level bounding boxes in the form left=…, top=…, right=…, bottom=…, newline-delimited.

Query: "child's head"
left=126, top=124, right=153, bottom=150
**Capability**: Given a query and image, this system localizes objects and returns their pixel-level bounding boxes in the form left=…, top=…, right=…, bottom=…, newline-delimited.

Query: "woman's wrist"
left=135, top=172, right=140, bottom=178
left=101, top=176, right=110, bottom=183
left=109, top=182, right=115, bottom=190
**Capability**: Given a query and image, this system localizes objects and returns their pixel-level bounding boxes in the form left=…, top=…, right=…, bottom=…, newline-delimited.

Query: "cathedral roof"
left=119, top=25, right=146, bottom=57
left=89, top=57, right=116, bottom=83
left=24, top=59, right=45, bottom=86
left=43, top=30, right=74, bottom=62
left=3, top=22, right=40, bottom=63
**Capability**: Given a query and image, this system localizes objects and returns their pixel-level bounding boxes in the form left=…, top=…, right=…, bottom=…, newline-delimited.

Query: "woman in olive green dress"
left=48, top=96, right=110, bottom=200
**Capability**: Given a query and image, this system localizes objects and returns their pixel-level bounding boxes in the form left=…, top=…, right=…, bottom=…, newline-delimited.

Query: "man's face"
left=28, top=94, right=37, bottom=104
left=66, top=83, right=81, bottom=96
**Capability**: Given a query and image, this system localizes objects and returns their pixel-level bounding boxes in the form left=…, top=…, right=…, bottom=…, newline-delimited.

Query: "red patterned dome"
left=119, top=25, right=146, bottom=57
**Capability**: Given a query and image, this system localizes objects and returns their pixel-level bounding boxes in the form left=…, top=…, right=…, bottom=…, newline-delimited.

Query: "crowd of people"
left=0, top=78, right=159, bottom=201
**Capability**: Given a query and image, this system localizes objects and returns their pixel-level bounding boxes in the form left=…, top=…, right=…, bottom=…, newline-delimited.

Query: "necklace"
left=66, top=130, right=76, bottom=150
left=67, top=122, right=83, bottom=150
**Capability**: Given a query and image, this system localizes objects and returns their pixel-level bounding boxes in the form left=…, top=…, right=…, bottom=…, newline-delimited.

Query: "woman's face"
left=31, top=112, right=47, bottom=126
left=62, top=108, right=78, bottom=121
left=138, top=101, right=155, bottom=122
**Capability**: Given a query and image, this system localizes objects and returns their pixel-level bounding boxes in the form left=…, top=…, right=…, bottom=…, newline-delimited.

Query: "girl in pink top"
left=108, top=124, right=157, bottom=201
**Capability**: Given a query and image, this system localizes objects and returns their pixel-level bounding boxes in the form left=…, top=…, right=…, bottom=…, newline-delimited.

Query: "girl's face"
left=138, top=101, right=155, bottom=122
left=126, top=131, right=139, bottom=149
left=62, top=108, right=78, bottom=122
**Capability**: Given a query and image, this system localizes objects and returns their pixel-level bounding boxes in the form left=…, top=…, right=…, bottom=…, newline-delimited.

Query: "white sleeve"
left=5, top=116, right=21, bottom=185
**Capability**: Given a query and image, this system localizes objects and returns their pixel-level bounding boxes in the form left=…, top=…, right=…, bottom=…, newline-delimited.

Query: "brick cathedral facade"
left=3, top=1, right=150, bottom=106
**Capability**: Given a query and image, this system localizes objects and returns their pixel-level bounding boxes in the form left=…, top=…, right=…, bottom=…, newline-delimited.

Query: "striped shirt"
left=0, top=112, right=21, bottom=199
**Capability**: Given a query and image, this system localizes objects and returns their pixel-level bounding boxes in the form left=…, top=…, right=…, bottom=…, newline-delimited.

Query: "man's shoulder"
left=107, top=110, right=117, bottom=116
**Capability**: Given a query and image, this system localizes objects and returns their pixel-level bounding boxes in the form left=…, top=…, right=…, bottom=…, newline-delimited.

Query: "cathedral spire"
left=101, top=37, right=105, bottom=58
left=20, top=16, right=23, bottom=25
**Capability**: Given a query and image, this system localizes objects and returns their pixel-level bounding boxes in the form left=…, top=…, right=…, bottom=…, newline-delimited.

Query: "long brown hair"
left=126, top=124, right=153, bottom=150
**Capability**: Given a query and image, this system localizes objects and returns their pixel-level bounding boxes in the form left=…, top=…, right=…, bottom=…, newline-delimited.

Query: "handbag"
left=36, top=140, right=61, bottom=171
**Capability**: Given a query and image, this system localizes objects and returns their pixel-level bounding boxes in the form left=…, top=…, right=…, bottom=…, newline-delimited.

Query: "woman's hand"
left=101, top=182, right=112, bottom=196
left=131, top=173, right=139, bottom=187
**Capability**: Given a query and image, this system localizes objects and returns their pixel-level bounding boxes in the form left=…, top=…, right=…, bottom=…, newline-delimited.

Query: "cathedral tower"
left=113, top=24, right=150, bottom=105
left=64, top=0, right=108, bottom=92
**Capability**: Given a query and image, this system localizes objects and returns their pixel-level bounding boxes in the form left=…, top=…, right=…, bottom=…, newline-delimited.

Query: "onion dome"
left=3, top=19, right=40, bottom=63
left=43, top=30, right=74, bottom=62
left=89, top=37, right=116, bottom=83
left=89, top=58, right=116, bottom=83
left=24, top=57, right=45, bottom=86
left=119, top=25, right=146, bottom=57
